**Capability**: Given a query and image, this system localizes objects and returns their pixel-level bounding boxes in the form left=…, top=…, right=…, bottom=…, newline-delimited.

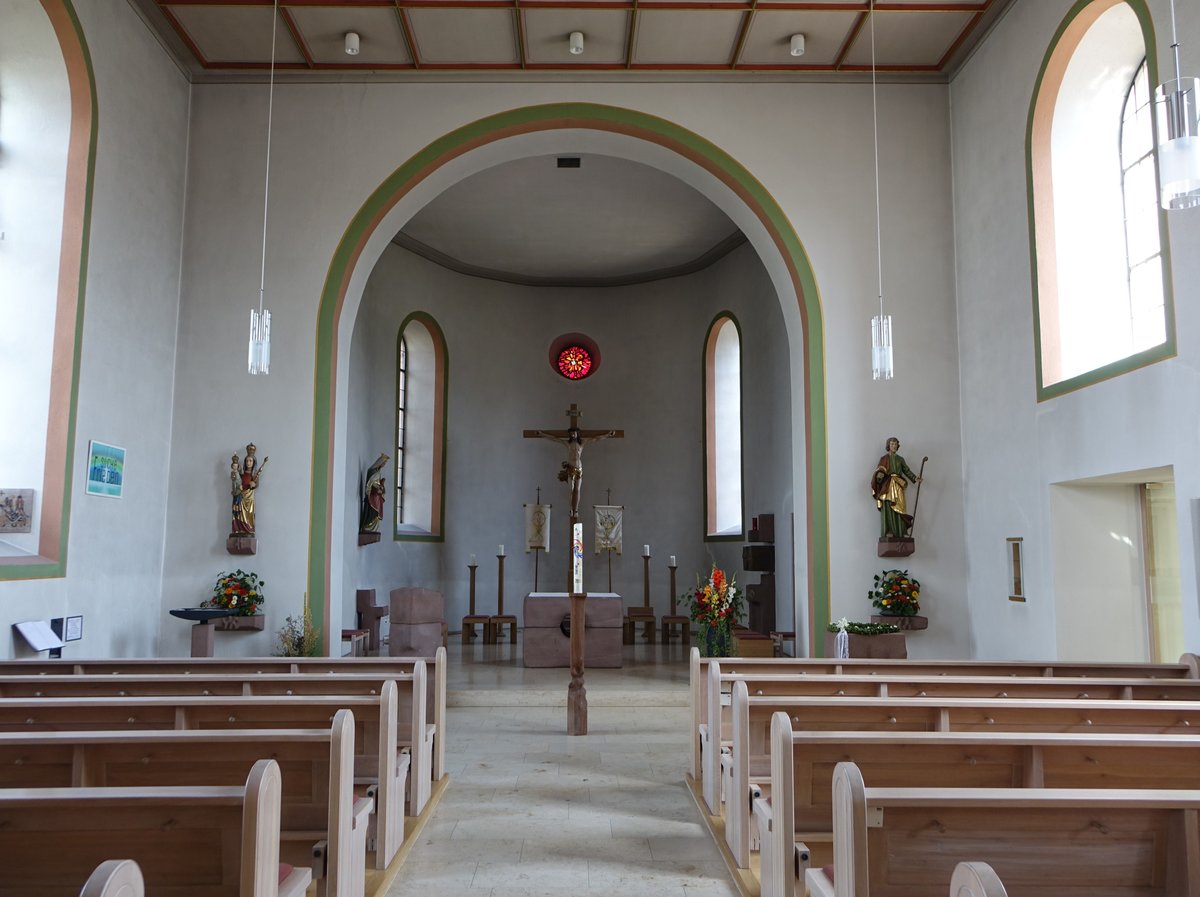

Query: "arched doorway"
left=308, top=103, right=830, bottom=654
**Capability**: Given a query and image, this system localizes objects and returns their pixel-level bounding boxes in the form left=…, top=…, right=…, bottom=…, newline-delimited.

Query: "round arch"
left=307, top=102, right=830, bottom=654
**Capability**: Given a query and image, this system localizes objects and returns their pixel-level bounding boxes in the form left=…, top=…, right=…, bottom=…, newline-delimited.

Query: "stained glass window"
left=557, top=345, right=593, bottom=380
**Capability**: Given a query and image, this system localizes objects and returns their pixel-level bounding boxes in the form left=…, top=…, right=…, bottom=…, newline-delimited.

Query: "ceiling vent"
left=556, top=157, right=582, bottom=169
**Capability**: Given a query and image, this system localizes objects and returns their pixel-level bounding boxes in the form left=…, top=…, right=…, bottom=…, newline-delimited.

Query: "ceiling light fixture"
left=248, top=0, right=279, bottom=375
left=789, top=33, right=806, bottom=57
left=344, top=31, right=360, bottom=56
left=1155, top=0, right=1200, bottom=209
left=569, top=31, right=584, bottom=56
left=868, top=0, right=893, bottom=381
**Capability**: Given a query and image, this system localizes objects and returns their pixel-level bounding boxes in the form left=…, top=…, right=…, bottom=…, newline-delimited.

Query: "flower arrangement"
left=275, top=604, right=319, bottom=656
left=827, top=618, right=900, bottom=636
left=204, top=569, right=265, bottom=616
left=685, top=564, right=745, bottom=657
left=869, top=569, right=920, bottom=616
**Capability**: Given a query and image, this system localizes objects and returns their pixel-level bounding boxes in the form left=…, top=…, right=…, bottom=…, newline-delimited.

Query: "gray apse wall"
left=0, top=0, right=190, bottom=659
left=951, top=0, right=1200, bottom=659
left=343, top=240, right=794, bottom=634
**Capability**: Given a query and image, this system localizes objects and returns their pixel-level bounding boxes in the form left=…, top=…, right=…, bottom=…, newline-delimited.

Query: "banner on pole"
left=594, top=504, right=623, bottom=554
left=525, top=503, right=551, bottom=552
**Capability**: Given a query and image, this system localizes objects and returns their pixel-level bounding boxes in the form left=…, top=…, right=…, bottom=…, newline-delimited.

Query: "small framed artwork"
left=86, top=440, right=126, bottom=498
left=64, top=615, right=84, bottom=641
left=0, top=489, right=34, bottom=533
left=1007, top=537, right=1025, bottom=602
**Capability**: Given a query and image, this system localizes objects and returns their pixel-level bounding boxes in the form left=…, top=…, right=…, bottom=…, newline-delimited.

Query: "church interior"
left=4, top=0, right=1200, bottom=893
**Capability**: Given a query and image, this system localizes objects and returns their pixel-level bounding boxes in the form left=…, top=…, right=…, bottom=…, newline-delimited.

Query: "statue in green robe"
left=871, top=437, right=921, bottom=539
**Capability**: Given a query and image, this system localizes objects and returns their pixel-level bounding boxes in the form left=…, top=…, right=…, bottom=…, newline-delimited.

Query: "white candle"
left=669, top=555, right=677, bottom=567
left=643, top=544, right=650, bottom=557
left=498, top=544, right=505, bottom=557
left=572, top=523, right=584, bottom=594
left=469, top=554, right=476, bottom=566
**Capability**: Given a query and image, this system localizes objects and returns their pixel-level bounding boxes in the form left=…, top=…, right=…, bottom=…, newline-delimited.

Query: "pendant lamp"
left=1156, top=0, right=1200, bottom=210
left=867, top=0, right=893, bottom=380
left=248, top=0, right=279, bottom=375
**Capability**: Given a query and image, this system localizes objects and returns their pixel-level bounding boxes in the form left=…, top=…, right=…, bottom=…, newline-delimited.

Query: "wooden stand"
left=661, top=562, right=689, bottom=644
left=462, top=563, right=492, bottom=643
left=357, top=531, right=381, bottom=546
left=490, top=553, right=517, bottom=644
left=624, top=554, right=656, bottom=643
left=567, top=590, right=587, bottom=735
left=878, top=536, right=915, bottom=557
left=225, top=535, right=256, bottom=555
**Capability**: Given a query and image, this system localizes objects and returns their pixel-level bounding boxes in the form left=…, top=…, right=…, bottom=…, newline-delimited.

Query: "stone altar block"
left=388, top=587, right=444, bottom=657
left=523, top=593, right=622, bottom=668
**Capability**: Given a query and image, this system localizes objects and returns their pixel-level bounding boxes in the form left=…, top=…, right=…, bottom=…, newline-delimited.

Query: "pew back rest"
left=0, top=758, right=284, bottom=897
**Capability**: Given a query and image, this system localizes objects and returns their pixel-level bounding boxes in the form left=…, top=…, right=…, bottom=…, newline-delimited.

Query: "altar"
left=523, top=592, right=623, bottom=668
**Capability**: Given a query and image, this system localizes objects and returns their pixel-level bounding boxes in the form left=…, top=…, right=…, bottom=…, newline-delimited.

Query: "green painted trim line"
left=0, top=0, right=97, bottom=583
left=1026, top=0, right=1176, bottom=404
left=308, top=102, right=829, bottom=656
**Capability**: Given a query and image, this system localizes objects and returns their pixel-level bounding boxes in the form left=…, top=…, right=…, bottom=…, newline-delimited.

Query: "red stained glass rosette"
left=557, top=345, right=593, bottom=380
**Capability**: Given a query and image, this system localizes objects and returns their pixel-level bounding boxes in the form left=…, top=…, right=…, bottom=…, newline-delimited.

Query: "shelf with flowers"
left=868, top=568, right=927, bottom=631
left=203, top=569, right=266, bottom=631
left=685, top=564, right=745, bottom=658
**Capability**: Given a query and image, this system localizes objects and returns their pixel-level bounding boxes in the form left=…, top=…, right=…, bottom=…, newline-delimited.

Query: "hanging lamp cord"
left=257, top=0, right=279, bottom=314
left=870, top=0, right=884, bottom=320
left=1169, top=0, right=1182, bottom=84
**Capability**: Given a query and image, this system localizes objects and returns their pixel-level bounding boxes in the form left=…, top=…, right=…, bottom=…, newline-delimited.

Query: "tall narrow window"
left=704, top=314, right=743, bottom=539
left=1028, top=0, right=1174, bottom=398
left=394, top=314, right=447, bottom=540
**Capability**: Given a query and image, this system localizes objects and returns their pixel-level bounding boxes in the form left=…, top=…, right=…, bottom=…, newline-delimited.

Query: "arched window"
left=394, top=313, right=447, bottom=539
left=1028, top=0, right=1174, bottom=398
left=0, top=0, right=94, bottom=577
left=704, top=314, right=743, bottom=539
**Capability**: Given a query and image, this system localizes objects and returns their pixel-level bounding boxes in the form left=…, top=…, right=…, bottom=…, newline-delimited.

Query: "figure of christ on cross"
left=523, top=404, right=623, bottom=524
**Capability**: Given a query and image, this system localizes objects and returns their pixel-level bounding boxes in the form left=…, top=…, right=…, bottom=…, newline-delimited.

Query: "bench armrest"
left=806, top=866, right=834, bottom=897
left=279, top=865, right=313, bottom=897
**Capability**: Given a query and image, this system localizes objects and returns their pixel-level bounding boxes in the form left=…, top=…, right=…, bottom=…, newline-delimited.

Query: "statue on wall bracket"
left=227, top=442, right=268, bottom=555
left=871, top=436, right=927, bottom=558
left=358, top=453, right=389, bottom=546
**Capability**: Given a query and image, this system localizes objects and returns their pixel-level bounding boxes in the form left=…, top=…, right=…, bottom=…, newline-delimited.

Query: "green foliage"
left=826, top=620, right=901, bottom=635
left=274, top=602, right=319, bottom=657
left=204, top=569, right=265, bottom=616
left=868, top=569, right=921, bottom=616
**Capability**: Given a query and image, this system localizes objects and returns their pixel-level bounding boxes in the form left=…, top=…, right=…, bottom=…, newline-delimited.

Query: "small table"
left=169, top=607, right=237, bottom=657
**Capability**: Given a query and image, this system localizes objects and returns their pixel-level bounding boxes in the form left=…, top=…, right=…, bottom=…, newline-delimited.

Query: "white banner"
left=594, top=505, right=623, bottom=554
left=524, top=503, right=551, bottom=552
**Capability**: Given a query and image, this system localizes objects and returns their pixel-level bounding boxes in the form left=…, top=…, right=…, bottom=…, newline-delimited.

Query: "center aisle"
left=386, top=639, right=737, bottom=897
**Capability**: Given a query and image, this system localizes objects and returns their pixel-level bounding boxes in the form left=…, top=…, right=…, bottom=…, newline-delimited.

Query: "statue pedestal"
left=877, top=536, right=914, bottom=557
left=358, top=532, right=381, bottom=546
left=226, top=535, right=257, bottom=555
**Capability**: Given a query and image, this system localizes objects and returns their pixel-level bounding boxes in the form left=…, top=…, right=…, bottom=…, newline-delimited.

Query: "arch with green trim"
left=307, top=102, right=831, bottom=654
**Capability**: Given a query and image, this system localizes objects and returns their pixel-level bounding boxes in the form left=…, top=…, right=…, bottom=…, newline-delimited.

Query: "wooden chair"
left=355, top=589, right=387, bottom=653
left=661, top=589, right=689, bottom=645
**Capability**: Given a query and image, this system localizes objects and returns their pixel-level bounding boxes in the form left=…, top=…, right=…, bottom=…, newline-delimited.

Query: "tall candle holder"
left=490, top=550, right=517, bottom=645
left=662, top=557, right=689, bottom=645
left=461, top=560, right=491, bottom=644
left=624, top=549, right=656, bottom=643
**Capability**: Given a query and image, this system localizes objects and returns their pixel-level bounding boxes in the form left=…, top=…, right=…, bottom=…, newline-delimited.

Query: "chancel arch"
left=313, top=104, right=828, bottom=654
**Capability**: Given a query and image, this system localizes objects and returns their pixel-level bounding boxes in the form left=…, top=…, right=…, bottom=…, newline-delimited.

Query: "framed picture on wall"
left=0, top=489, right=34, bottom=533
left=86, top=440, right=126, bottom=498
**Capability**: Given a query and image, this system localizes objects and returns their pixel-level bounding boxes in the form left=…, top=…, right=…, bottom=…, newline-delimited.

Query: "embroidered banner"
left=594, top=504, right=623, bottom=554
left=524, top=503, right=551, bottom=552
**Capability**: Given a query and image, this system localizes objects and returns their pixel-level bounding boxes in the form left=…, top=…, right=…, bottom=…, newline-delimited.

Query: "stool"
left=623, top=608, right=656, bottom=644
left=770, top=630, right=795, bottom=657
left=660, top=615, right=690, bottom=645
left=490, top=615, right=518, bottom=644
left=462, top=614, right=492, bottom=643
left=355, top=588, right=388, bottom=653
left=341, top=628, right=369, bottom=657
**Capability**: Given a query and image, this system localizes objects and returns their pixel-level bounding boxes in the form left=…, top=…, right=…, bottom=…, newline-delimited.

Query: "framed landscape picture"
left=86, top=440, right=126, bottom=498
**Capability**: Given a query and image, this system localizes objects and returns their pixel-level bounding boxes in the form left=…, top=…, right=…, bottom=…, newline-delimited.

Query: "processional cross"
left=523, top=403, right=623, bottom=736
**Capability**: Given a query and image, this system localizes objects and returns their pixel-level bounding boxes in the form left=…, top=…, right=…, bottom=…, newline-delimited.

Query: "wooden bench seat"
left=0, top=647, right=449, bottom=782
left=689, top=648, right=1200, bottom=780
left=0, top=758, right=311, bottom=897
left=0, top=710, right=373, bottom=893
left=0, top=682, right=416, bottom=868
left=749, top=716, right=1200, bottom=893
left=801, top=757, right=1200, bottom=897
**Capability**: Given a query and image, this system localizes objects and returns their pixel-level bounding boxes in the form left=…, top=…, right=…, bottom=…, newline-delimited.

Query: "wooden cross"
left=523, top=404, right=623, bottom=525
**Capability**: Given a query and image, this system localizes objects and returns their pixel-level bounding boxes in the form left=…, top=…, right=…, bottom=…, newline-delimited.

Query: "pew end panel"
left=950, top=861, right=1009, bottom=897
left=80, top=860, right=144, bottom=897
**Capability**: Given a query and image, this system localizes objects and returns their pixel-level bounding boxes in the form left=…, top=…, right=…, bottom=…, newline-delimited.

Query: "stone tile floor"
left=386, top=637, right=735, bottom=897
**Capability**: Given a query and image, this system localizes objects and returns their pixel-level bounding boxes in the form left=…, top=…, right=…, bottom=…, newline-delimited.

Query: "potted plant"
left=868, top=569, right=928, bottom=630
left=202, top=569, right=266, bottom=630
left=275, top=603, right=319, bottom=657
left=685, top=564, right=745, bottom=657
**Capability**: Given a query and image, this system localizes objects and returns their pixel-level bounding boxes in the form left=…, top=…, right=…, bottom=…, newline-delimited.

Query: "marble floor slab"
left=387, top=637, right=735, bottom=897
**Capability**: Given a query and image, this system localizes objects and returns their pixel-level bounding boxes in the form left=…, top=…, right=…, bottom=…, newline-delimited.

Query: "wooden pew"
left=0, top=647, right=449, bottom=782
left=746, top=718, right=1200, bottom=887
left=801, top=758, right=1200, bottom=897
left=688, top=647, right=1200, bottom=780
left=703, top=658, right=1200, bottom=815
left=80, top=860, right=144, bottom=897
left=0, top=758, right=312, bottom=897
left=950, top=862, right=1008, bottom=897
left=0, top=711, right=372, bottom=892
left=0, top=683, right=413, bottom=869
left=723, top=683, right=1200, bottom=872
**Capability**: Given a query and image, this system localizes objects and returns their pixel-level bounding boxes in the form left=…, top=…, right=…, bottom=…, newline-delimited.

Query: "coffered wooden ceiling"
left=134, top=0, right=1014, bottom=79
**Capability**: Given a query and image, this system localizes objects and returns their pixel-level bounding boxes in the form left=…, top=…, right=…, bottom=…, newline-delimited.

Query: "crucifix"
left=524, top=403, right=624, bottom=735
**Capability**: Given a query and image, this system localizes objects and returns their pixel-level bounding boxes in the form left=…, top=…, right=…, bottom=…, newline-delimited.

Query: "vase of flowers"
left=869, top=569, right=920, bottom=617
left=685, top=564, right=745, bottom=658
left=204, top=569, right=265, bottom=616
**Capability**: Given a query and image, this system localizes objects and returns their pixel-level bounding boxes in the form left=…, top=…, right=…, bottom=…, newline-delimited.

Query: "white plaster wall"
left=342, top=240, right=793, bottom=633
left=951, top=0, right=1200, bottom=660
left=0, top=0, right=190, bottom=658
left=161, top=75, right=968, bottom=658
